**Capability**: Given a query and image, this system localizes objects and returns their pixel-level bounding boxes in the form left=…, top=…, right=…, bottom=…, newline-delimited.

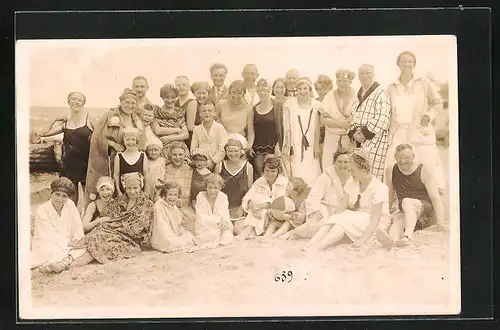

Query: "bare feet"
left=375, top=228, right=395, bottom=250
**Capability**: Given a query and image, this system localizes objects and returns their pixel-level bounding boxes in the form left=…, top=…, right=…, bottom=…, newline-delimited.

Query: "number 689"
left=274, top=271, right=293, bottom=283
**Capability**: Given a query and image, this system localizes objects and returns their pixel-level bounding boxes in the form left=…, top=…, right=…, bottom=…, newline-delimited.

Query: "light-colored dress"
left=241, top=175, right=288, bottom=235
left=151, top=198, right=195, bottom=253
left=217, top=100, right=253, bottom=137
left=194, top=191, right=234, bottom=246
left=164, top=163, right=196, bottom=233
left=324, top=177, right=389, bottom=241
left=287, top=166, right=353, bottom=238
left=190, top=121, right=228, bottom=165
left=284, top=98, right=322, bottom=185
left=320, top=89, right=356, bottom=168
left=31, top=199, right=86, bottom=268
left=386, top=76, right=445, bottom=189
left=144, top=157, right=166, bottom=201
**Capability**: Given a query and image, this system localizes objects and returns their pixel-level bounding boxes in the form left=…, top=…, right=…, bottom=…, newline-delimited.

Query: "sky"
left=17, top=35, right=457, bottom=108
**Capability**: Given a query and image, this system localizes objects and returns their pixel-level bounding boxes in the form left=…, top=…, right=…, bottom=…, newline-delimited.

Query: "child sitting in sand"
left=190, top=150, right=212, bottom=208
left=263, top=177, right=312, bottom=238
left=236, top=156, right=288, bottom=241
left=143, top=136, right=166, bottom=202
left=153, top=84, right=190, bottom=159
left=188, top=173, right=234, bottom=252
left=82, top=176, right=116, bottom=233
left=151, top=181, right=196, bottom=253
left=113, top=127, right=147, bottom=197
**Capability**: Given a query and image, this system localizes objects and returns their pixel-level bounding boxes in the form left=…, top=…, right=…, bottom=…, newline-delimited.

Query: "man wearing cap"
left=242, top=64, right=260, bottom=106
left=208, top=63, right=229, bottom=106
left=347, top=64, right=392, bottom=179
left=285, top=69, right=300, bottom=97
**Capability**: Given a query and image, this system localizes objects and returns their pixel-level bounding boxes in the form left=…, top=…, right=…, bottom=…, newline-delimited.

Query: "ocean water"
left=29, top=106, right=110, bottom=134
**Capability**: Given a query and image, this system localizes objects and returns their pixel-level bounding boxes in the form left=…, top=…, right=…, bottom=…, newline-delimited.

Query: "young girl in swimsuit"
left=81, top=176, right=116, bottom=233
left=113, top=127, right=147, bottom=196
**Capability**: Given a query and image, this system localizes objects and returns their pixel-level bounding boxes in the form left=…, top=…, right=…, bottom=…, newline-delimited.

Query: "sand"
left=26, top=148, right=454, bottom=317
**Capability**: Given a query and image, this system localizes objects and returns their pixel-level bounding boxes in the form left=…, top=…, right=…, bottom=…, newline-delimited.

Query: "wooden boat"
left=29, top=141, right=62, bottom=173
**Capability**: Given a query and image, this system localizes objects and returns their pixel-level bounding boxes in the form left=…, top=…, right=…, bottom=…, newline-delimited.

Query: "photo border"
left=4, top=7, right=493, bottom=328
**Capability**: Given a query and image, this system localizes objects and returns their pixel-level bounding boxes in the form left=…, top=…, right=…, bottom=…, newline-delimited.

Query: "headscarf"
left=119, top=88, right=138, bottom=102
left=122, top=127, right=142, bottom=139
left=351, top=148, right=372, bottom=171
left=190, top=81, right=210, bottom=94
left=225, top=133, right=248, bottom=150
left=67, top=92, right=86, bottom=104
left=296, top=77, right=313, bottom=91
left=335, top=69, right=356, bottom=82
left=160, top=84, right=179, bottom=99
left=96, top=176, right=115, bottom=192
left=121, top=172, right=144, bottom=189
left=50, top=177, right=76, bottom=196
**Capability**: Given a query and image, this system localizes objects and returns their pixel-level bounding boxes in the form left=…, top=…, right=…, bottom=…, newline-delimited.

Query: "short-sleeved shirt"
left=344, top=177, right=389, bottom=213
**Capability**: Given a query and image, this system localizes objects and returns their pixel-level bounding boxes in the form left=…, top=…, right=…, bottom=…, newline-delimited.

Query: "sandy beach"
left=26, top=147, right=454, bottom=318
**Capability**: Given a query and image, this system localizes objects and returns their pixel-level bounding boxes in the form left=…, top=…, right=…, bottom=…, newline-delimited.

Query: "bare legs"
left=303, top=224, right=348, bottom=252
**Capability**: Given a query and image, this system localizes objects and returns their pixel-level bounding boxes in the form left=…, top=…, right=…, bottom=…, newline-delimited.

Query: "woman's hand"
left=353, top=131, right=366, bottom=144
left=248, top=201, right=258, bottom=214
left=176, top=198, right=183, bottom=208
left=109, top=140, right=125, bottom=152
left=247, top=147, right=255, bottom=158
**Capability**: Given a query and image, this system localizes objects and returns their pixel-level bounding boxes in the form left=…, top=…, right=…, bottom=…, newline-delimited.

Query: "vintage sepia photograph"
left=16, top=35, right=460, bottom=319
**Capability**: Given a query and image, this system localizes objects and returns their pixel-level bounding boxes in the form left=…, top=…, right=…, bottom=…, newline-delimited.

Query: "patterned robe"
left=348, top=82, right=392, bottom=179
left=73, top=193, right=153, bottom=264
left=153, top=105, right=188, bottom=158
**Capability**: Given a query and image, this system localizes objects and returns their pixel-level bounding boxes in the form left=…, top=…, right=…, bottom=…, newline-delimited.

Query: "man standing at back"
left=347, top=64, right=392, bottom=180
left=242, top=64, right=260, bottom=106
left=132, top=76, right=154, bottom=116
left=284, top=69, right=300, bottom=97
left=376, top=144, right=445, bottom=248
left=208, top=63, right=229, bottom=106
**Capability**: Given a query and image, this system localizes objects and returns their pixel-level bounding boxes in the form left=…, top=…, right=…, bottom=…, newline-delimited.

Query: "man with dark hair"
left=376, top=143, right=445, bottom=248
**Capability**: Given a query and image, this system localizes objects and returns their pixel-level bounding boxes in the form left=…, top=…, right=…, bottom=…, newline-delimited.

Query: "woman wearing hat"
left=31, top=177, right=86, bottom=273
left=320, top=69, right=357, bottom=170
left=81, top=176, right=116, bottom=233
left=281, top=77, right=323, bottom=185
left=85, top=88, right=143, bottom=207
left=69, top=172, right=154, bottom=267
left=215, top=134, right=254, bottom=233
left=217, top=80, right=255, bottom=152
left=35, top=92, right=94, bottom=205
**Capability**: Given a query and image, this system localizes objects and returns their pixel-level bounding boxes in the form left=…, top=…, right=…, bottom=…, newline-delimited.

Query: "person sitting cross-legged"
left=375, top=144, right=446, bottom=249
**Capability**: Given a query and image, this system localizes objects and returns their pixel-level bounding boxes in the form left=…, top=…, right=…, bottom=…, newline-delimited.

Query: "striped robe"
left=348, top=82, right=392, bottom=179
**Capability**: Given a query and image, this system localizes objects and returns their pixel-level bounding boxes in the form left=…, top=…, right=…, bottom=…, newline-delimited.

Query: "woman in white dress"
left=282, top=77, right=322, bottom=185
left=386, top=51, right=445, bottom=193
left=320, top=69, right=357, bottom=169
left=303, top=149, right=390, bottom=252
left=31, top=177, right=86, bottom=273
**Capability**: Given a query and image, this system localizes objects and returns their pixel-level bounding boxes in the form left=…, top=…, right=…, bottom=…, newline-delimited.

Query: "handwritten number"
left=274, top=270, right=293, bottom=283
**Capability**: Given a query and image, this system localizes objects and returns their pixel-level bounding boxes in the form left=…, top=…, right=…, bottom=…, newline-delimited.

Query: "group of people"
left=30, top=50, right=447, bottom=274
